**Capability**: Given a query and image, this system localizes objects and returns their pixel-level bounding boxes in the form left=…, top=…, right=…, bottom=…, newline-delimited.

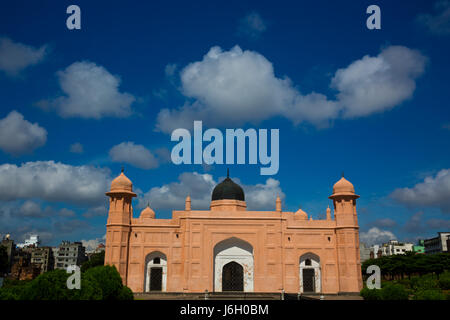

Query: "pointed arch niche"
left=144, top=251, right=167, bottom=292
left=213, top=237, right=254, bottom=292
left=299, top=252, right=321, bottom=293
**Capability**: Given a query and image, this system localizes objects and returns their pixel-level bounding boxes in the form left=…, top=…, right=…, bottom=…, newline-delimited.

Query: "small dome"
left=140, top=205, right=155, bottom=218
left=211, top=171, right=245, bottom=201
left=294, top=208, right=308, bottom=219
left=332, top=176, right=355, bottom=195
left=111, top=171, right=133, bottom=192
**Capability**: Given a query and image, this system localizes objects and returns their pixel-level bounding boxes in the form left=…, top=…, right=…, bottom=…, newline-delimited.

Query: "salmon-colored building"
left=104, top=170, right=363, bottom=294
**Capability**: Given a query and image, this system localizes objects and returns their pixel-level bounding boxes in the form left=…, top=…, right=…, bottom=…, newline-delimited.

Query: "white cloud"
left=53, top=219, right=89, bottom=235
left=156, top=45, right=426, bottom=133
left=0, top=110, right=47, bottom=156
left=360, top=227, right=396, bottom=246
left=0, top=37, right=47, bottom=76
left=41, top=61, right=135, bottom=119
left=58, top=208, right=76, bottom=217
left=137, top=171, right=284, bottom=212
left=69, top=142, right=84, bottom=154
left=238, top=12, right=267, bottom=39
left=370, top=218, right=397, bottom=228
left=109, top=142, right=159, bottom=169
left=82, top=205, right=107, bottom=218
left=0, top=161, right=111, bottom=205
left=138, top=172, right=216, bottom=210
left=391, top=169, right=450, bottom=213
left=156, top=45, right=338, bottom=132
left=417, top=1, right=450, bottom=35
left=81, top=234, right=106, bottom=251
left=18, top=200, right=48, bottom=218
left=16, top=200, right=76, bottom=218
left=331, top=46, right=427, bottom=117
left=238, top=177, right=284, bottom=210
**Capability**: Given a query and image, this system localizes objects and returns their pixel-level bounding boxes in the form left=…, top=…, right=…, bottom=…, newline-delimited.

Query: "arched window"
left=305, top=258, right=311, bottom=266
left=153, top=257, right=160, bottom=264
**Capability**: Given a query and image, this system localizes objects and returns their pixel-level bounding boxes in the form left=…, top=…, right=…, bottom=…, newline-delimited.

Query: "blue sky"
left=0, top=0, right=449, bottom=248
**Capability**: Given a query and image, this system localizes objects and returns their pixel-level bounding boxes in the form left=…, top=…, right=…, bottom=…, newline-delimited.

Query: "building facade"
left=379, top=240, right=414, bottom=256
left=413, top=240, right=425, bottom=254
left=105, top=172, right=362, bottom=294
left=16, top=235, right=40, bottom=249
left=1, top=235, right=15, bottom=273
left=31, top=247, right=54, bottom=274
left=424, top=232, right=450, bottom=254
left=54, top=241, right=87, bottom=270
left=10, top=250, right=40, bottom=281
left=360, top=243, right=371, bottom=262
left=104, top=171, right=363, bottom=294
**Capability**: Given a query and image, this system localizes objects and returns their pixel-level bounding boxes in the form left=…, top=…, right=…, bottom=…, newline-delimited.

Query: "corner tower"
left=104, top=169, right=136, bottom=285
left=329, top=174, right=363, bottom=293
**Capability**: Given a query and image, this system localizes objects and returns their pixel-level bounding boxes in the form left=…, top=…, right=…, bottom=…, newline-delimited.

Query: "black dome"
left=211, top=172, right=245, bottom=201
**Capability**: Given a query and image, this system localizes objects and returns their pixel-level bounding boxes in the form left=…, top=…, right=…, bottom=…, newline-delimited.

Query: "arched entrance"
left=213, top=237, right=253, bottom=292
left=299, top=253, right=321, bottom=293
left=222, top=261, right=244, bottom=291
left=144, top=251, right=167, bottom=292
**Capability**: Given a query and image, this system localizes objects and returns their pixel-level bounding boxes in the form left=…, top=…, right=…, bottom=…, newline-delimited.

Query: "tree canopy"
left=0, top=264, right=133, bottom=300
left=362, top=253, right=450, bottom=280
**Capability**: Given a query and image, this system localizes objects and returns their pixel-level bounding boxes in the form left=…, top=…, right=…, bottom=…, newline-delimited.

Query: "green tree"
left=84, top=265, right=133, bottom=300
left=360, top=287, right=382, bottom=300
left=1, top=265, right=132, bottom=300
left=81, top=251, right=105, bottom=272
left=20, top=269, right=76, bottom=300
left=414, top=289, right=446, bottom=300
left=380, top=283, right=409, bottom=300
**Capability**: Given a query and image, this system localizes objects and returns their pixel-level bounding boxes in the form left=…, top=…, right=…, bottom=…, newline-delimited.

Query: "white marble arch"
left=213, top=237, right=254, bottom=292
left=299, top=252, right=321, bottom=293
left=144, top=251, right=167, bottom=292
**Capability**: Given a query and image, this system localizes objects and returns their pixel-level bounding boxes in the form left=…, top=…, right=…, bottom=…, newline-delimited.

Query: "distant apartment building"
left=54, top=241, right=87, bottom=270
left=31, top=247, right=54, bottom=273
left=380, top=240, right=413, bottom=256
left=16, top=235, right=40, bottom=249
left=370, top=240, right=413, bottom=258
left=413, top=240, right=425, bottom=254
left=1, top=234, right=15, bottom=273
left=86, top=243, right=106, bottom=260
left=10, top=250, right=40, bottom=281
left=360, top=242, right=372, bottom=262
left=424, top=232, right=450, bottom=254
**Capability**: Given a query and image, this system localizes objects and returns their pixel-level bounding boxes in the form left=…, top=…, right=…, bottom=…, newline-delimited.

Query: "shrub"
left=72, top=277, right=103, bottom=300
left=410, top=274, right=439, bottom=291
left=414, top=289, right=446, bottom=300
left=438, top=271, right=450, bottom=290
left=81, top=251, right=105, bottom=273
left=118, top=286, right=134, bottom=300
left=0, top=287, right=20, bottom=300
left=84, top=265, right=133, bottom=300
left=360, top=287, right=382, bottom=300
left=395, top=279, right=412, bottom=289
left=380, top=283, right=409, bottom=300
left=20, top=269, right=76, bottom=300
left=0, top=266, right=133, bottom=300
